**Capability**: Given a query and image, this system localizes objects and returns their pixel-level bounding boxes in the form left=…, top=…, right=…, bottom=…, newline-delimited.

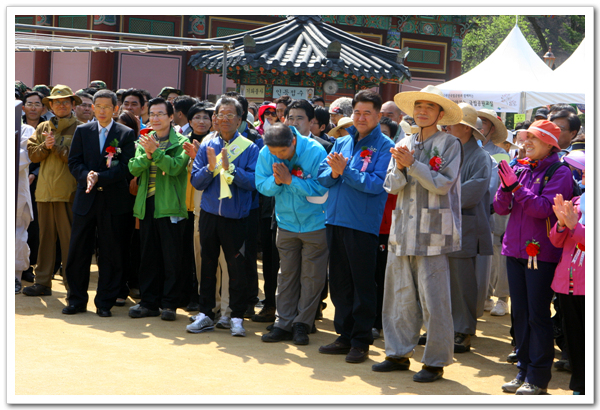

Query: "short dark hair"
left=23, top=91, right=44, bottom=103
left=173, top=95, right=197, bottom=116
left=147, top=97, right=174, bottom=117
left=313, top=105, right=330, bottom=128
left=274, top=95, right=293, bottom=106
left=379, top=116, right=398, bottom=138
left=75, top=91, right=94, bottom=101
left=122, top=88, right=146, bottom=107
left=549, top=103, right=577, bottom=115
left=352, top=90, right=383, bottom=111
left=284, top=99, right=315, bottom=121
left=515, top=120, right=532, bottom=131
left=187, top=102, right=214, bottom=122
left=550, top=110, right=581, bottom=134
left=310, top=96, right=325, bottom=105
left=117, top=109, right=140, bottom=136
left=215, top=97, right=243, bottom=118
left=81, top=87, right=98, bottom=96
left=225, top=92, right=249, bottom=122
left=264, top=123, right=294, bottom=148
left=248, top=103, right=258, bottom=118
left=140, top=89, right=152, bottom=104
left=93, top=90, right=118, bottom=106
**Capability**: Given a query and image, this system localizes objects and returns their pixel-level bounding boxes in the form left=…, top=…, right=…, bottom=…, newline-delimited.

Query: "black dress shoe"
left=372, top=357, right=410, bottom=372
left=62, top=305, right=87, bottom=315
left=413, top=365, right=444, bottom=382
left=345, top=347, right=369, bottom=363
left=96, top=308, right=112, bottom=317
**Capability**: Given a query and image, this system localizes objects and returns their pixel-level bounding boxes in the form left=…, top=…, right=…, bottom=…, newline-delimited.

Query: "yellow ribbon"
left=218, top=164, right=236, bottom=200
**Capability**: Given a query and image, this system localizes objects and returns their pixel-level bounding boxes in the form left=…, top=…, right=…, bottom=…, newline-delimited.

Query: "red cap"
left=525, top=120, right=561, bottom=150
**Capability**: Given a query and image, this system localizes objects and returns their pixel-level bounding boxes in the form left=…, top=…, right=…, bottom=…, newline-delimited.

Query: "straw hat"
left=42, top=84, right=82, bottom=108
left=477, top=108, right=508, bottom=145
left=393, top=85, right=463, bottom=126
left=328, top=117, right=354, bottom=138
left=503, top=130, right=522, bottom=150
left=457, top=103, right=485, bottom=141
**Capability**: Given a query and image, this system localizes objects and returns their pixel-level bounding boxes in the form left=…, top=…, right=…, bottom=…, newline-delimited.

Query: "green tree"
left=462, top=16, right=542, bottom=74
left=557, top=15, right=585, bottom=53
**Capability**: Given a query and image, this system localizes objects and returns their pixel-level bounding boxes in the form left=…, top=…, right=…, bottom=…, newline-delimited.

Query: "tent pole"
left=519, top=91, right=526, bottom=114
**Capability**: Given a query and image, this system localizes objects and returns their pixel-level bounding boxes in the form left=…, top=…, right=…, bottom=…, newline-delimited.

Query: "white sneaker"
left=502, top=378, right=524, bottom=393
left=516, top=382, right=547, bottom=395
left=484, top=298, right=494, bottom=312
left=216, top=316, right=231, bottom=329
left=186, top=313, right=215, bottom=333
left=491, top=299, right=509, bottom=316
left=230, top=317, right=246, bottom=337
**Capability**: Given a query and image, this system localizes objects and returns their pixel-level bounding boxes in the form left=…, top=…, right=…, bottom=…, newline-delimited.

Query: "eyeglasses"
left=216, top=113, right=238, bottom=120
left=25, top=103, right=42, bottom=108
left=149, top=112, right=168, bottom=118
left=95, top=105, right=114, bottom=111
left=264, top=111, right=277, bottom=117
left=79, top=103, right=93, bottom=109
left=51, top=99, right=72, bottom=106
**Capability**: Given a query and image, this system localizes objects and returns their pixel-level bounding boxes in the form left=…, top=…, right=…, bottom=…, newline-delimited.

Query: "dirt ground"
left=12, top=261, right=575, bottom=401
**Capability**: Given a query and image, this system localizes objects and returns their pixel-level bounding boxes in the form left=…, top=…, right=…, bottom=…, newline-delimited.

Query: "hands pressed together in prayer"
left=326, top=152, right=348, bottom=178
left=553, top=193, right=578, bottom=230
left=273, top=163, right=292, bottom=185
left=390, top=145, right=415, bottom=170
left=205, top=147, right=228, bottom=172
left=43, top=131, right=55, bottom=149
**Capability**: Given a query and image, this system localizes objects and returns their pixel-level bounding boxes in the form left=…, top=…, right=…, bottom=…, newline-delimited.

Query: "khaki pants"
left=34, top=201, right=73, bottom=289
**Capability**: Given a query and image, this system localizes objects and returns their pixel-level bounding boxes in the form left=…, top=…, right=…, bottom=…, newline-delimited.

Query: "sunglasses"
left=264, top=111, right=277, bottom=117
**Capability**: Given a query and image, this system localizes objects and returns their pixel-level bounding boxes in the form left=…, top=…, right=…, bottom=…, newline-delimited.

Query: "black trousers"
left=182, top=211, right=198, bottom=306
left=326, top=225, right=378, bottom=350
left=117, top=212, right=136, bottom=299
left=245, top=207, right=260, bottom=306
left=199, top=210, right=248, bottom=319
left=259, top=216, right=279, bottom=308
left=66, top=192, right=128, bottom=309
left=558, top=293, right=585, bottom=393
left=373, top=233, right=389, bottom=331
left=138, top=196, right=187, bottom=310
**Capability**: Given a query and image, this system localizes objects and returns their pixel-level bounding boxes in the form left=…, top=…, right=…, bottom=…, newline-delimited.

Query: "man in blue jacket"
left=186, top=97, right=259, bottom=337
left=317, top=90, right=394, bottom=363
left=256, top=123, right=329, bottom=345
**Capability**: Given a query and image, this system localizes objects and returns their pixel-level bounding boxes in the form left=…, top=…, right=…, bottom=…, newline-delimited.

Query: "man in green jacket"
left=128, top=97, right=190, bottom=321
left=23, top=85, right=83, bottom=297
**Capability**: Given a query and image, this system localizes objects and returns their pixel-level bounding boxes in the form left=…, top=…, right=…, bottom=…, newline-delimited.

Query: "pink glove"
left=498, top=160, right=519, bottom=191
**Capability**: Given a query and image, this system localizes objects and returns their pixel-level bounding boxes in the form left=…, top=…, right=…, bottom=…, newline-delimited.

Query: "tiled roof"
left=188, top=15, right=411, bottom=82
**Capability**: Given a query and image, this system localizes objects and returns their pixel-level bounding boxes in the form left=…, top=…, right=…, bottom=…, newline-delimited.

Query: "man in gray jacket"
left=445, top=103, right=493, bottom=353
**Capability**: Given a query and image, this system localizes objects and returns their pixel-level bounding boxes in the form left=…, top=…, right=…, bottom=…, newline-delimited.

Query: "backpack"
left=514, top=161, right=582, bottom=197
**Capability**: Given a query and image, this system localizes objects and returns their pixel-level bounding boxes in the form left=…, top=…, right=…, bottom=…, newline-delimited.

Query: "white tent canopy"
left=437, top=25, right=583, bottom=113
left=526, top=38, right=587, bottom=108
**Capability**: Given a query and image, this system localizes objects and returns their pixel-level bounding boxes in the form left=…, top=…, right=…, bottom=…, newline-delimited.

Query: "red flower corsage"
left=525, top=239, right=540, bottom=270
left=105, top=139, right=121, bottom=168
left=360, top=146, right=373, bottom=171
left=429, top=156, right=442, bottom=171
left=291, top=165, right=304, bottom=178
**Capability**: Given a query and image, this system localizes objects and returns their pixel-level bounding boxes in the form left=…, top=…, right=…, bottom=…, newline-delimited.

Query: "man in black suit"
left=63, top=89, right=136, bottom=317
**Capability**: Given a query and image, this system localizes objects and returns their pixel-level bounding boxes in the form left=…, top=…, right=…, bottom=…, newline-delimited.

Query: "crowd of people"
left=15, top=78, right=585, bottom=394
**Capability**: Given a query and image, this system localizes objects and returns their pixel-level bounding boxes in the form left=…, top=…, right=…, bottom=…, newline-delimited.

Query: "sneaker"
left=128, top=304, right=160, bottom=318
left=261, top=326, right=292, bottom=342
left=484, top=298, right=495, bottom=312
left=516, top=382, right=547, bottom=395
left=454, top=332, right=471, bottom=353
left=251, top=305, right=276, bottom=322
left=507, top=347, right=518, bottom=364
left=372, top=328, right=381, bottom=339
left=22, top=283, right=52, bottom=296
left=417, top=332, right=427, bottom=346
left=161, top=308, right=177, bottom=321
left=186, top=313, right=215, bottom=333
left=15, top=278, right=22, bottom=294
left=216, top=316, right=231, bottom=329
left=243, top=304, right=255, bottom=319
left=502, top=378, right=524, bottom=393
left=230, top=317, right=246, bottom=337
left=292, top=323, right=310, bottom=345
left=491, top=299, right=509, bottom=316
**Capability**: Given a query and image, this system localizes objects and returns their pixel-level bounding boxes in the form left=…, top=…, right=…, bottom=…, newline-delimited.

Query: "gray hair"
left=330, top=97, right=353, bottom=117
left=264, top=123, right=294, bottom=148
left=215, top=97, right=243, bottom=118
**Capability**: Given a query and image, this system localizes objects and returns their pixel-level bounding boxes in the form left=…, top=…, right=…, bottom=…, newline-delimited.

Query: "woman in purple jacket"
left=493, top=120, right=574, bottom=395
left=551, top=150, right=585, bottom=395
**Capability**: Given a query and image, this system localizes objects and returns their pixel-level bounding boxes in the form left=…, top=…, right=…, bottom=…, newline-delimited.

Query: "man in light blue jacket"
left=256, top=123, right=329, bottom=345
left=317, top=90, right=394, bottom=363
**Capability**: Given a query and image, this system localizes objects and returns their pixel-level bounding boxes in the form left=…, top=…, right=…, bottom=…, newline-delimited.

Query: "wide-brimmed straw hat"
left=42, top=84, right=82, bottom=108
left=393, top=85, right=463, bottom=126
left=328, top=117, right=354, bottom=138
left=477, top=108, right=508, bottom=144
left=457, top=103, right=485, bottom=141
left=503, top=130, right=522, bottom=150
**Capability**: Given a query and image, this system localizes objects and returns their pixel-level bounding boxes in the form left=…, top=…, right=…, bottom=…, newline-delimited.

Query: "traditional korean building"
left=14, top=14, right=474, bottom=100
